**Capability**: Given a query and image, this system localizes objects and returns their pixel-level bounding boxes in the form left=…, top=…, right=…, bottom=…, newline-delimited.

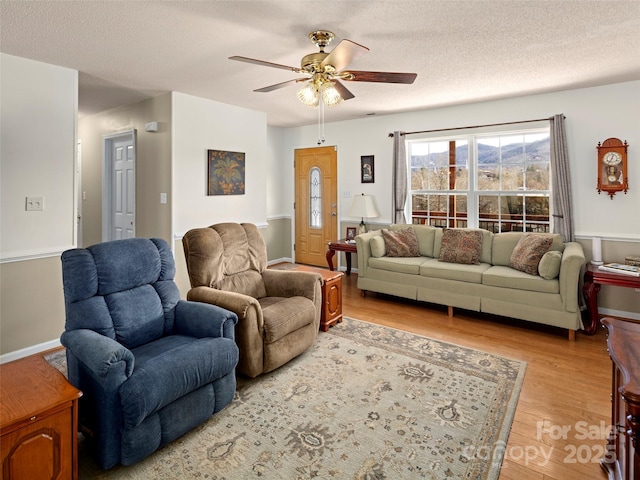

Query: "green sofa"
left=355, top=225, right=585, bottom=339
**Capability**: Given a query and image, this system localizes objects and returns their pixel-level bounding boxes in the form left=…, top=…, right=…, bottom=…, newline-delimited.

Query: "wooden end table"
left=583, top=264, right=640, bottom=335
left=601, top=317, right=640, bottom=479
left=326, top=239, right=357, bottom=275
left=284, top=264, right=344, bottom=332
left=1, top=350, right=82, bottom=480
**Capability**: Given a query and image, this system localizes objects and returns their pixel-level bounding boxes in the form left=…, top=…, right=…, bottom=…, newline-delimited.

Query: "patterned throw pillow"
left=381, top=227, right=420, bottom=257
left=509, top=233, right=554, bottom=275
left=438, top=229, right=483, bottom=265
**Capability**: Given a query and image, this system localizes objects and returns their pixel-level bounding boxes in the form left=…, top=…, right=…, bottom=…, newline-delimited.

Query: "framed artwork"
left=207, top=149, right=245, bottom=195
left=361, top=155, right=374, bottom=183
left=346, top=227, right=357, bottom=240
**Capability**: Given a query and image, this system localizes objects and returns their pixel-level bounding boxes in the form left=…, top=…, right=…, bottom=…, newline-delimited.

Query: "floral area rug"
left=46, top=317, right=526, bottom=480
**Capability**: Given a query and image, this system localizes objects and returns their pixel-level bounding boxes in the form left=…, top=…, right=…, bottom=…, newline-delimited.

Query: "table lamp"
left=348, top=194, right=379, bottom=235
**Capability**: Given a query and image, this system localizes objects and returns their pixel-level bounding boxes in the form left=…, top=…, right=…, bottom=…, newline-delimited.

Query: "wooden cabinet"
left=1, top=351, right=82, bottom=480
left=320, top=271, right=343, bottom=332
left=280, top=264, right=344, bottom=332
left=602, top=317, right=640, bottom=480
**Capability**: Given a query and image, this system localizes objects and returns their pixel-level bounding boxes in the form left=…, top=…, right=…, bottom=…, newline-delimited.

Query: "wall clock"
left=597, top=138, right=628, bottom=199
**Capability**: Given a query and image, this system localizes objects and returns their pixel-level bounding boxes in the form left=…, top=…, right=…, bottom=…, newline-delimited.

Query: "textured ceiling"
left=1, top=1, right=639, bottom=127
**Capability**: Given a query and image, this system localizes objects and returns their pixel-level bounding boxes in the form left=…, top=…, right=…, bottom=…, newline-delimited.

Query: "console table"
left=326, top=239, right=357, bottom=275
left=582, top=264, right=640, bottom=335
left=1, top=350, right=82, bottom=480
left=601, top=317, right=640, bottom=480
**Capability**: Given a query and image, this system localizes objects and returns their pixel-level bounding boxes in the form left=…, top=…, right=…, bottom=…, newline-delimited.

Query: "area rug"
left=46, top=317, right=526, bottom=480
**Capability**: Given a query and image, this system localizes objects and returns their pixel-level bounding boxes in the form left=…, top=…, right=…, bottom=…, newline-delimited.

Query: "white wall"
left=282, top=81, right=640, bottom=240
left=172, top=92, right=268, bottom=236
left=1, top=53, right=78, bottom=260
left=266, top=125, right=288, bottom=218
left=0, top=54, right=77, bottom=359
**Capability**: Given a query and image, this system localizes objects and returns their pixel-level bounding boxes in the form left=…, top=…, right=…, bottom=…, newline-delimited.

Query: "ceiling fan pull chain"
left=317, top=98, right=326, bottom=145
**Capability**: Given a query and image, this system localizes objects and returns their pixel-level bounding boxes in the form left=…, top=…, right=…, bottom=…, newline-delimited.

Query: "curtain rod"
left=388, top=116, right=563, bottom=138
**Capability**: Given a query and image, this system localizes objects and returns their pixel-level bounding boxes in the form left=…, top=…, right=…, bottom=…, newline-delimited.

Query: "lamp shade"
left=348, top=194, right=379, bottom=219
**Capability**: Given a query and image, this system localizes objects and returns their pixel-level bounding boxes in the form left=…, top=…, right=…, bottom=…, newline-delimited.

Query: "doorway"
left=75, top=140, right=83, bottom=247
left=294, top=146, right=338, bottom=267
left=102, top=130, right=136, bottom=241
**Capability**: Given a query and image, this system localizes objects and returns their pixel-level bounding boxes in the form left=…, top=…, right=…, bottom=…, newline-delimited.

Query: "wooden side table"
left=583, top=264, right=640, bottom=334
left=326, top=239, right=357, bottom=275
left=601, top=318, right=640, bottom=480
left=283, top=264, right=344, bottom=332
left=1, top=350, right=82, bottom=480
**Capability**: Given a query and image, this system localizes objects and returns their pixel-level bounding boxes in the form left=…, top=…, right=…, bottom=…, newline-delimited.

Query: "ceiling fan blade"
left=254, top=78, right=308, bottom=93
left=321, top=39, right=369, bottom=73
left=333, top=80, right=355, bottom=101
left=343, top=70, right=417, bottom=84
left=229, top=56, right=302, bottom=73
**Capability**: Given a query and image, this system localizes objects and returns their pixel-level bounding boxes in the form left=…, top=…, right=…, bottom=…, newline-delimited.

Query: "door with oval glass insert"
left=294, top=146, right=338, bottom=267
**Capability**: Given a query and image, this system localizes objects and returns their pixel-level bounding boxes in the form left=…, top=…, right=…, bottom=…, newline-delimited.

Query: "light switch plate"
left=26, top=196, right=44, bottom=211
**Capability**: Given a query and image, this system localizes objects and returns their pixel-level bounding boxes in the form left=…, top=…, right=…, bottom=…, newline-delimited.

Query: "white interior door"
left=103, top=131, right=136, bottom=241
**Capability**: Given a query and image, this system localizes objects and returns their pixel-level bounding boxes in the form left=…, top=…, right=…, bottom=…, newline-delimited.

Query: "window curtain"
left=392, top=131, right=408, bottom=224
left=549, top=114, right=574, bottom=242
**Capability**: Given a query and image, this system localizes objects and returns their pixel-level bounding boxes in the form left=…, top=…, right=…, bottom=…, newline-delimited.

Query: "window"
left=309, top=167, right=322, bottom=228
left=409, top=128, right=551, bottom=233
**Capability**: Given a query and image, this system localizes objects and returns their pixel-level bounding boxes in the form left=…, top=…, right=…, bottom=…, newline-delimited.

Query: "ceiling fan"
left=229, top=30, right=417, bottom=107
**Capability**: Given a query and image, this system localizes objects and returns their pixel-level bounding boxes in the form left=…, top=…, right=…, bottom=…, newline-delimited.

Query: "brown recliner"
left=182, top=222, right=322, bottom=378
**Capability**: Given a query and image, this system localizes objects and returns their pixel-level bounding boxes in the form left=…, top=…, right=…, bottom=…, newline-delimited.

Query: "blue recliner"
left=60, top=237, right=239, bottom=470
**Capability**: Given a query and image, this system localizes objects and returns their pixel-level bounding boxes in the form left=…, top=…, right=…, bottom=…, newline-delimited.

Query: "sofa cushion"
left=368, top=256, right=425, bottom=275
left=420, top=258, right=490, bottom=283
left=382, top=227, right=420, bottom=257
left=370, top=236, right=386, bottom=258
left=509, top=233, right=554, bottom=275
left=492, top=232, right=564, bottom=266
left=438, top=229, right=483, bottom=265
left=392, top=224, right=437, bottom=257
left=259, top=296, right=316, bottom=344
left=538, top=250, right=562, bottom=280
left=122, top=336, right=238, bottom=428
left=482, top=265, right=560, bottom=294
left=214, top=270, right=267, bottom=298
left=434, top=228, right=493, bottom=264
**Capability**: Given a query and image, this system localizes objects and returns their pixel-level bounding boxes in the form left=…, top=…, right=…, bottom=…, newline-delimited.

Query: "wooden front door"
left=294, top=146, right=338, bottom=267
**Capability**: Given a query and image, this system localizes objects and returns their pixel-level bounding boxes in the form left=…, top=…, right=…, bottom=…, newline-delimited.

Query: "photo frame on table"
left=361, top=155, right=374, bottom=183
left=346, top=227, right=357, bottom=240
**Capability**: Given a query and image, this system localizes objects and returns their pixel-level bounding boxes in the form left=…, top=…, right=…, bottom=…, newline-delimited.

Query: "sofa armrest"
left=559, top=242, right=586, bottom=313
left=187, top=286, right=262, bottom=327
left=355, top=230, right=381, bottom=278
left=175, top=300, right=238, bottom=340
left=262, top=270, right=321, bottom=302
left=61, top=329, right=134, bottom=380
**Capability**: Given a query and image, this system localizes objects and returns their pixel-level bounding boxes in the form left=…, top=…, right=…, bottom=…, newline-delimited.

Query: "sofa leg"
left=448, top=306, right=453, bottom=317
left=568, top=329, right=576, bottom=341
left=360, top=289, right=366, bottom=298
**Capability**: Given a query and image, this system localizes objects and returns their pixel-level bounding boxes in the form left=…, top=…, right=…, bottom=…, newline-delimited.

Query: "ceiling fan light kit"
left=230, top=30, right=417, bottom=142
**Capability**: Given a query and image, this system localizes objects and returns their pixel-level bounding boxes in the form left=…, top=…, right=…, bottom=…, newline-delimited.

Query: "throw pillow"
left=438, top=229, right=483, bottom=265
left=370, top=236, right=386, bottom=258
left=538, top=250, right=562, bottom=279
left=509, top=233, right=554, bottom=276
left=381, top=227, right=420, bottom=257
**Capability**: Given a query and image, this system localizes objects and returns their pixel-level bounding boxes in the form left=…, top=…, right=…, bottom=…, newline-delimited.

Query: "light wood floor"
left=338, top=271, right=612, bottom=480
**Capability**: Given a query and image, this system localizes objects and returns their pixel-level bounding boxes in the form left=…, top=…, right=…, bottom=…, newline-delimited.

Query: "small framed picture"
left=361, top=155, right=374, bottom=183
left=346, top=227, right=357, bottom=240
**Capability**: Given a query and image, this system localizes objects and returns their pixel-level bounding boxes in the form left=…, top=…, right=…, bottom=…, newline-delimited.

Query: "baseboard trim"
left=599, top=307, right=640, bottom=322
left=0, top=338, right=62, bottom=364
